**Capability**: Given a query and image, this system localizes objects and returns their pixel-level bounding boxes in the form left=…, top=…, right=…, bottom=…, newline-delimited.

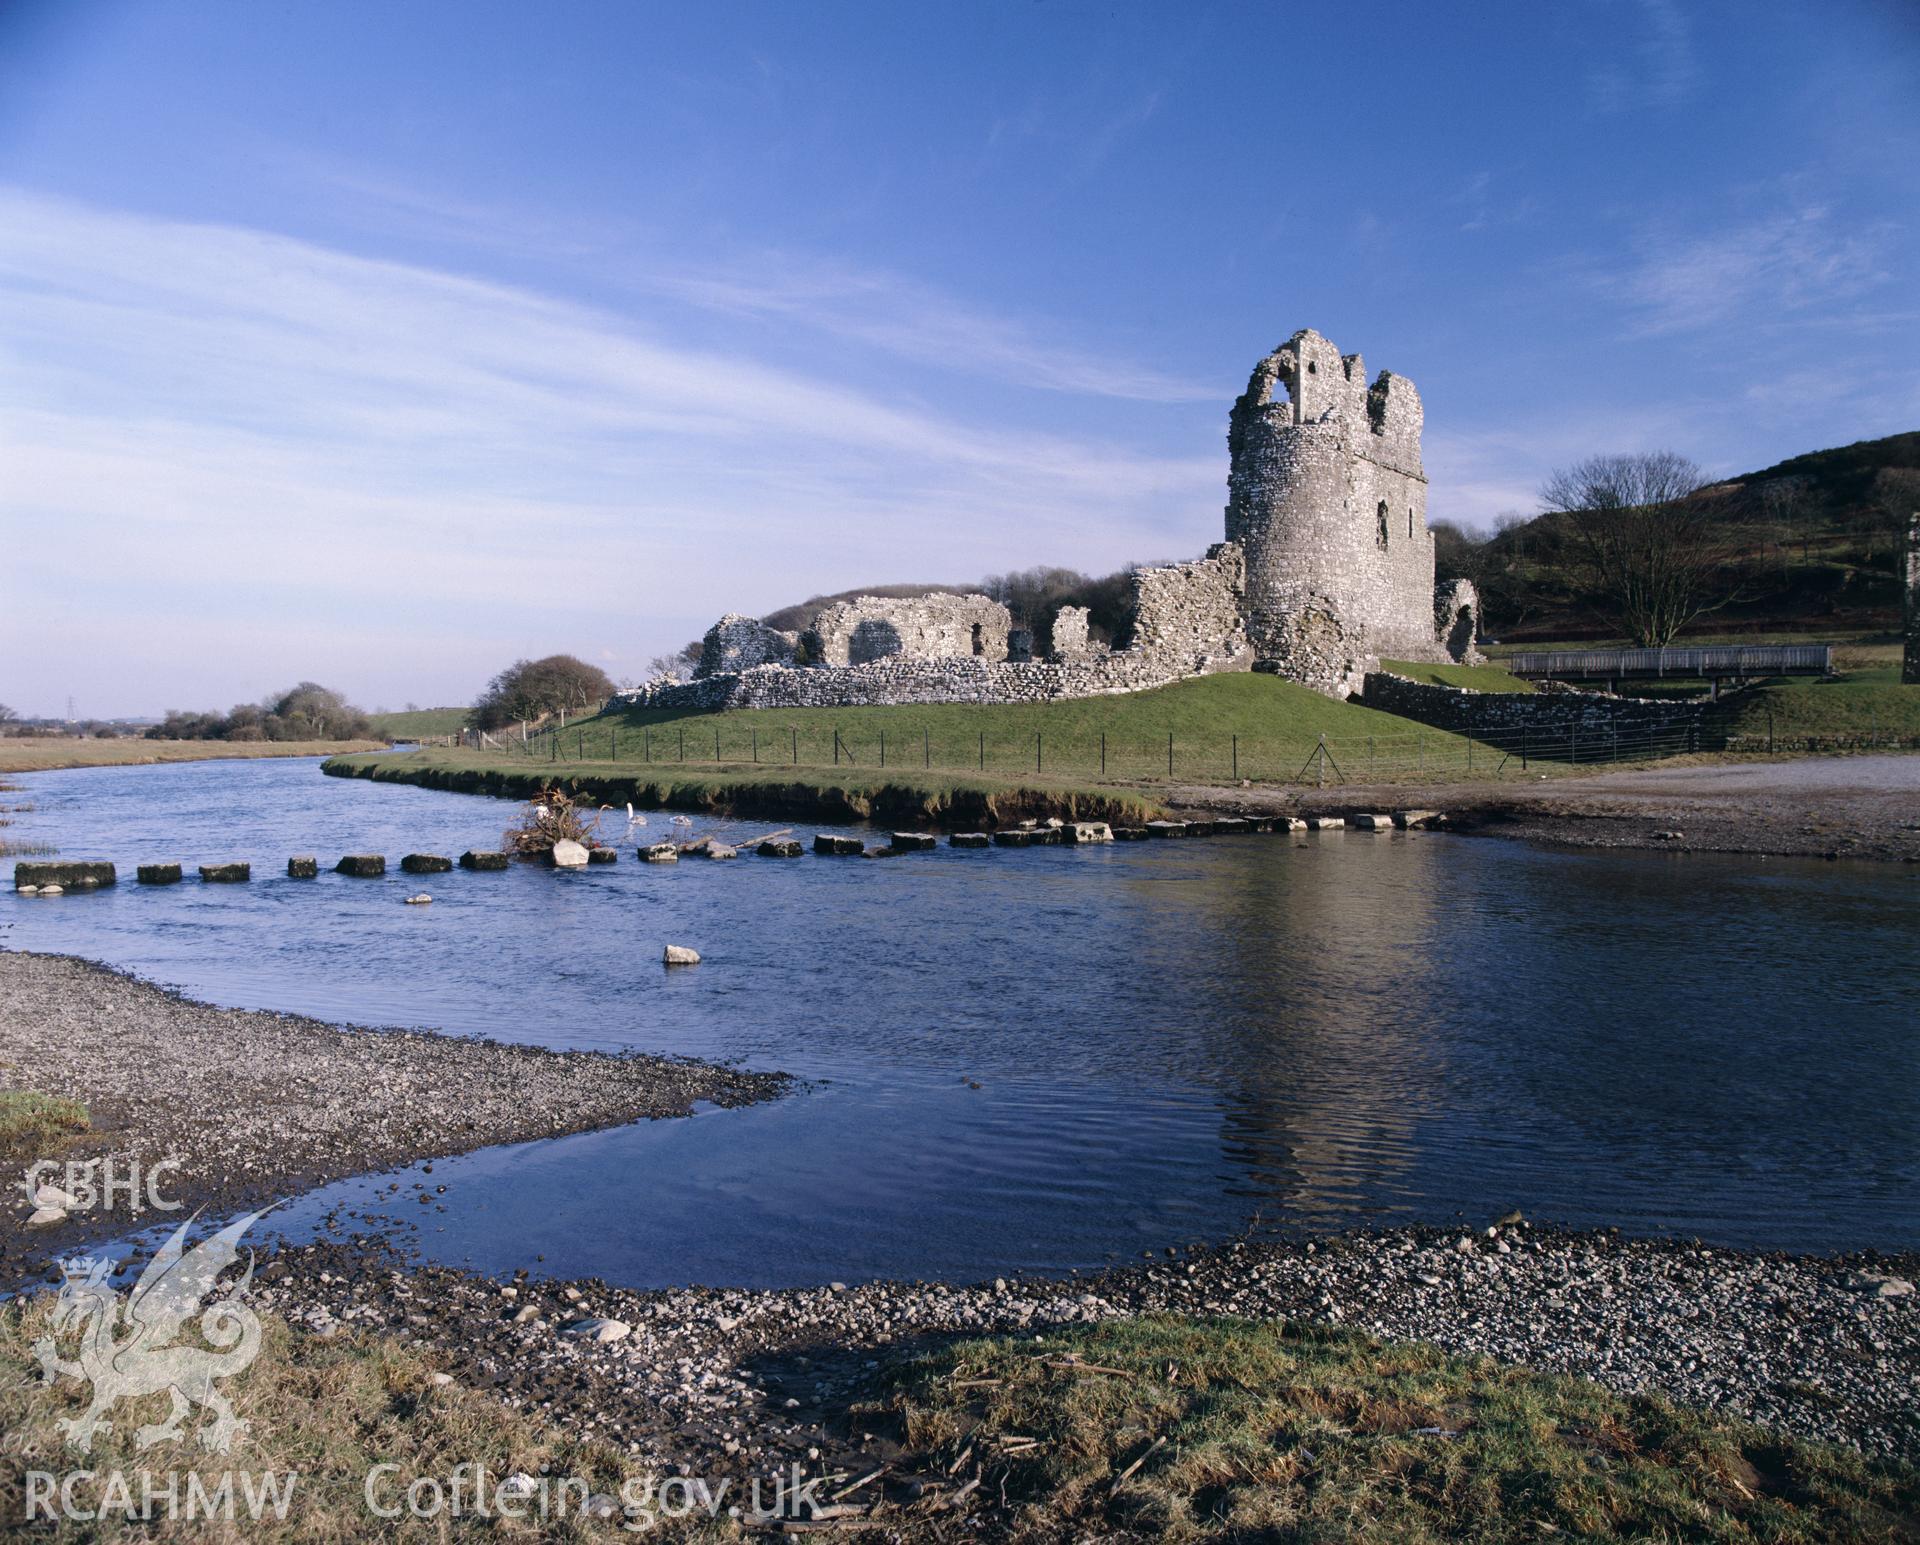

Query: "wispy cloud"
left=1599, top=205, right=1896, bottom=337
left=1588, top=0, right=1698, bottom=114
left=0, top=189, right=1216, bottom=712
left=642, top=255, right=1212, bottom=403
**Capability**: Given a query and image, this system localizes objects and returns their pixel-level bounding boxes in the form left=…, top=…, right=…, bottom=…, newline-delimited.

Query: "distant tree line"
left=471, top=654, right=614, bottom=730
left=146, top=682, right=372, bottom=741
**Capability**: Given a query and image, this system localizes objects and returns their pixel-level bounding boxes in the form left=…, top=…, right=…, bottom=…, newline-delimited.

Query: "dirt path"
left=1168, top=753, right=1920, bottom=862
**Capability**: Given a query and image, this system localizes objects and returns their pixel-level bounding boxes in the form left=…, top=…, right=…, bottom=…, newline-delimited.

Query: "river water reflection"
left=4, top=757, right=1916, bottom=1284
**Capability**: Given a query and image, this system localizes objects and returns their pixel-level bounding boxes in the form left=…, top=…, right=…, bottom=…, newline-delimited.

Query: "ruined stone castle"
left=620, top=328, right=1476, bottom=712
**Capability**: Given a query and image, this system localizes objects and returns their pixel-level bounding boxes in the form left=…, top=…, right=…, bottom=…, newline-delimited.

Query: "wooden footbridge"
left=1503, top=644, right=1832, bottom=696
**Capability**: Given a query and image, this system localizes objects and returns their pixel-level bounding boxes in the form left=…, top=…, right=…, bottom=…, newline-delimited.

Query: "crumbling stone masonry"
left=628, top=327, right=1481, bottom=712
left=1227, top=328, right=1464, bottom=695
left=806, top=593, right=1011, bottom=668
left=698, top=614, right=798, bottom=678
left=1905, top=512, right=1919, bottom=686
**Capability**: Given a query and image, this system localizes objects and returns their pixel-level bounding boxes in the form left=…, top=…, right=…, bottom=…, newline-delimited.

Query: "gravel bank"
left=0, top=951, right=785, bottom=1284
left=1169, top=752, right=1920, bottom=862
left=244, top=1221, right=1917, bottom=1502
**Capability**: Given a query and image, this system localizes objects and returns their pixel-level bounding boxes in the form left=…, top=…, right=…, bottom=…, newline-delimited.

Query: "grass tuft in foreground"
left=872, top=1316, right=1918, bottom=1542
left=0, top=1299, right=688, bottom=1541
left=0, top=1091, right=89, bottom=1160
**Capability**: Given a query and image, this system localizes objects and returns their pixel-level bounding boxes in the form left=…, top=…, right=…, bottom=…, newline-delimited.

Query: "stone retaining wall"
left=1360, top=672, right=1710, bottom=746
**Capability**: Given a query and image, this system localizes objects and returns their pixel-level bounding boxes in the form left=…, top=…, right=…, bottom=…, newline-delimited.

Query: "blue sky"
left=2, top=0, right=1916, bottom=717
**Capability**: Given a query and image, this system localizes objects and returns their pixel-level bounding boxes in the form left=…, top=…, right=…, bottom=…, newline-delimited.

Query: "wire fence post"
left=1232, top=734, right=1238, bottom=781
left=1035, top=732, right=1042, bottom=773
left=1167, top=731, right=1173, bottom=777
left=833, top=728, right=841, bottom=766
left=792, top=727, right=798, bottom=765
left=644, top=727, right=651, bottom=763
left=1100, top=731, right=1107, bottom=777
left=1316, top=734, right=1326, bottom=788
left=752, top=729, right=759, bottom=764
left=979, top=731, right=984, bottom=771
left=1766, top=708, right=1773, bottom=755
left=923, top=728, right=929, bottom=769
left=714, top=725, right=721, bottom=762
left=880, top=730, right=886, bottom=768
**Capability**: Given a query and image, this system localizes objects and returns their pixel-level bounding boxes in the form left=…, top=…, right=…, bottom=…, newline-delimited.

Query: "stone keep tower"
left=1225, top=328, right=1447, bottom=695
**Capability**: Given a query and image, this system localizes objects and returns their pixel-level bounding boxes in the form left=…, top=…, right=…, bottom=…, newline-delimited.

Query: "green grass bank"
left=508, top=674, right=1483, bottom=784
left=876, top=1315, right=1918, bottom=1542
left=323, top=751, right=1168, bottom=828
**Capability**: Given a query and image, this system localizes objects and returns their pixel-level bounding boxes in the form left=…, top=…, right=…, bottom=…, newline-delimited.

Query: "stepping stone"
left=949, top=832, right=990, bottom=848
left=336, top=854, right=386, bottom=877
left=137, top=864, right=182, bottom=885
left=1351, top=813, right=1395, bottom=831
left=459, top=850, right=510, bottom=870
left=13, top=860, right=115, bottom=889
left=1394, top=810, right=1443, bottom=829
left=548, top=840, right=589, bottom=868
left=663, top=944, right=700, bottom=965
left=287, top=856, right=319, bottom=878
left=1304, top=816, right=1344, bottom=830
left=890, top=832, right=937, bottom=851
left=639, top=843, right=680, bottom=863
left=993, top=829, right=1033, bottom=847
left=1062, top=822, right=1113, bottom=844
left=401, top=853, right=454, bottom=873
left=586, top=846, right=618, bottom=864
left=813, top=834, right=864, bottom=855
left=1113, top=827, right=1150, bottom=841
left=1146, top=821, right=1188, bottom=838
left=757, top=839, right=803, bottom=858
left=199, top=863, right=250, bottom=882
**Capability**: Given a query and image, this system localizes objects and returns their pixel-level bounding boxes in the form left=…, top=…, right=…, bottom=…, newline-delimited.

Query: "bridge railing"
left=1504, top=644, right=1831, bottom=679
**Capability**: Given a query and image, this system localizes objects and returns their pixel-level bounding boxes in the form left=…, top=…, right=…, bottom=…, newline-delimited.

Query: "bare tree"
left=0, top=703, right=15, bottom=724
left=1538, top=451, right=1739, bottom=646
left=644, top=640, right=703, bottom=683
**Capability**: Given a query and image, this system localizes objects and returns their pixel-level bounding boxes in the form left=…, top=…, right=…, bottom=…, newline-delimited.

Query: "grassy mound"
left=875, top=1316, right=1917, bottom=1542
left=580, top=673, right=1481, bottom=786
left=1377, top=659, right=1536, bottom=693
left=1713, top=669, right=1920, bottom=749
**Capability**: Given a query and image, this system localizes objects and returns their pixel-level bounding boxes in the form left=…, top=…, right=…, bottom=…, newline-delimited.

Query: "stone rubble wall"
left=616, top=647, right=1243, bottom=712
left=1126, top=543, right=1253, bottom=675
left=1050, top=605, right=1092, bottom=661
left=807, top=593, right=1011, bottom=667
left=1360, top=672, right=1709, bottom=745
left=696, top=614, right=798, bottom=678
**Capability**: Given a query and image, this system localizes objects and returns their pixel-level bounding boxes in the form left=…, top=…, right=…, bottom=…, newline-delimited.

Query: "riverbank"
left=0, top=953, right=786, bottom=1288
left=321, top=748, right=1167, bottom=827
left=237, top=1221, right=1918, bottom=1521
left=1170, top=751, right=1920, bottom=863
left=8, top=1258, right=1914, bottom=1541
left=0, top=737, right=385, bottom=774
